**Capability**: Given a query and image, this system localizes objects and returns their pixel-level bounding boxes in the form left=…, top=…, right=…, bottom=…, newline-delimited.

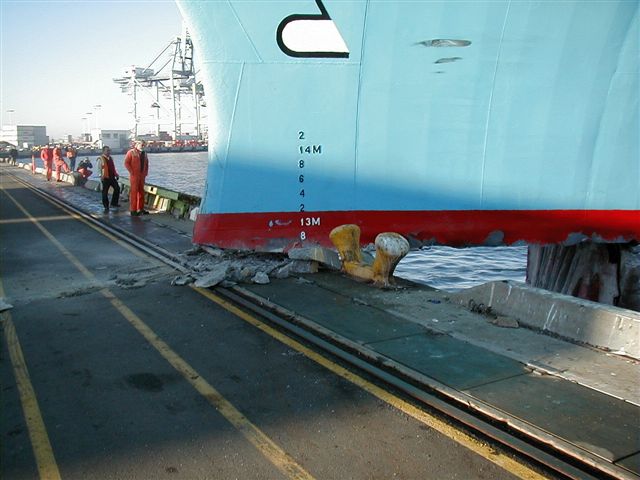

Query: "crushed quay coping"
left=450, top=281, right=640, bottom=360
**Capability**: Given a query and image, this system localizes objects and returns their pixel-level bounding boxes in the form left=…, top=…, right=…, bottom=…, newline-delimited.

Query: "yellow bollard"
left=371, top=232, right=410, bottom=287
left=329, top=225, right=410, bottom=288
left=329, top=224, right=363, bottom=264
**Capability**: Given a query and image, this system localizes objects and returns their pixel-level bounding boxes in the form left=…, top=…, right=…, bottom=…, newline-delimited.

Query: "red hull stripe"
left=193, top=210, right=640, bottom=250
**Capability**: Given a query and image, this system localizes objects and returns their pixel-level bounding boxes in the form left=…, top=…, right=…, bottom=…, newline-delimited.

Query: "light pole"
left=93, top=104, right=102, bottom=130
left=151, top=101, right=160, bottom=138
left=85, top=112, right=93, bottom=141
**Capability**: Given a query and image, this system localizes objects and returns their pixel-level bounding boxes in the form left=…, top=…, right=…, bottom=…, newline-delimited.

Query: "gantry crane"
left=113, top=25, right=206, bottom=142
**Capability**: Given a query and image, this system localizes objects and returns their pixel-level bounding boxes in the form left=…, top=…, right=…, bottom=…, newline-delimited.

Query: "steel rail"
left=6, top=169, right=635, bottom=480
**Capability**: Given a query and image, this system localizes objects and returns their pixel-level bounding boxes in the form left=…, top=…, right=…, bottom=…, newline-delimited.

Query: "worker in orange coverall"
left=124, top=140, right=149, bottom=216
left=53, top=145, right=70, bottom=182
left=40, top=145, right=53, bottom=181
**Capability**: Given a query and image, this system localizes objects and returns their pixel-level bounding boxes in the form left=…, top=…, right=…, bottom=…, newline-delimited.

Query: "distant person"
left=40, top=144, right=53, bottom=181
left=124, top=140, right=149, bottom=216
left=95, top=154, right=103, bottom=179
left=52, top=144, right=70, bottom=182
left=8, top=147, right=17, bottom=165
left=98, top=146, right=120, bottom=214
left=65, top=145, right=78, bottom=171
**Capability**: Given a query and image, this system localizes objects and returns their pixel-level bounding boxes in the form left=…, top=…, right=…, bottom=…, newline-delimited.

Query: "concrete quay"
left=451, top=281, right=640, bottom=360
left=4, top=145, right=208, bottom=159
left=3, top=160, right=639, bottom=479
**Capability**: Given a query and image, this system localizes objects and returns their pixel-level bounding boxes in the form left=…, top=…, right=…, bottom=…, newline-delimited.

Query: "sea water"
left=394, top=246, right=526, bottom=291
left=86, top=151, right=207, bottom=197
left=84, top=151, right=527, bottom=291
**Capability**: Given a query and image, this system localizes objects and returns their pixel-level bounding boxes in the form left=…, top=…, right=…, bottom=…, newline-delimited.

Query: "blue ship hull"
left=177, top=0, right=639, bottom=250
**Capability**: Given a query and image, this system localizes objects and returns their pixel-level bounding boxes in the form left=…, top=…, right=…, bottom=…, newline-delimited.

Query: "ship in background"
left=177, top=0, right=638, bottom=251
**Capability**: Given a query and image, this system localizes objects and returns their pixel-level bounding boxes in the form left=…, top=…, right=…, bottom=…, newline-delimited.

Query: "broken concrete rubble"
left=171, top=275, right=194, bottom=286
left=173, top=246, right=329, bottom=288
left=173, top=242, right=400, bottom=290
left=251, top=272, right=270, bottom=284
left=490, top=316, right=520, bottom=328
left=287, top=246, right=341, bottom=270
left=275, top=260, right=318, bottom=279
left=193, top=263, right=228, bottom=288
left=201, top=245, right=224, bottom=257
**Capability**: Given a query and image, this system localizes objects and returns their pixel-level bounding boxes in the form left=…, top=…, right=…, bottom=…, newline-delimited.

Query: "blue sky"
left=1, top=0, right=185, bottom=138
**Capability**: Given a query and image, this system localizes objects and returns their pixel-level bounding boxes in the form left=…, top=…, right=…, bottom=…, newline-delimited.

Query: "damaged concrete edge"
left=450, top=281, right=640, bottom=360
left=181, top=247, right=340, bottom=288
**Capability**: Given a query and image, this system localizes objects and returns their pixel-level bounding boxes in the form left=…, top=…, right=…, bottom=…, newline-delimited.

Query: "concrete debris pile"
left=112, top=266, right=171, bottom=290
left=171, top=246, right=341, bottom=288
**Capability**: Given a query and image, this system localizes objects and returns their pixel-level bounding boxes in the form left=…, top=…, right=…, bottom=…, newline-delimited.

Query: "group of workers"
left=37, top=140, right=149, bottom=216
left=38, top=144, right=76, bottom=182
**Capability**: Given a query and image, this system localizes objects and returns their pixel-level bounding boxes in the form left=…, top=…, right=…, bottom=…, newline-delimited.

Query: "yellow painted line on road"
left=0, top=215, right=75, bottom=224
left=0, top=284, right=61, bottom=480
left=0, top=187, right=315, bottom=480
left=0, top=174, right=147, bottom=260
left=2, top=187, right=101, bottom=283
left=102, top=288, right=314, bottom=480
left=194, top=287, right=548, bottom=480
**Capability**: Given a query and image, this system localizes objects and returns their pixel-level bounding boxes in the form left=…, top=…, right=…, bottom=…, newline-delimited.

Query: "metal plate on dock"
left=367, top=334, right=528, bottom=390
left=467, top=375, right=640, bottom=463
left=310, top=271, right=430, bottom=293
left=245, top=280, right=425, bottom=343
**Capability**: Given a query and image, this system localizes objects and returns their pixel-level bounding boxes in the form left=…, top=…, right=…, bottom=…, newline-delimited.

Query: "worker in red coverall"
left=53, top=145, right=70, bottom=182
left=40, top=145, right=53, bottom=181
left=77, top=158, right=93, bottom=179
left=124, top=140, right=149, bottom=216
left=99, top=146, right=120, bottom=214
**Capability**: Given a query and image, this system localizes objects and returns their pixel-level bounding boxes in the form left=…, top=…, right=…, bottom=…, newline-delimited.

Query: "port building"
left=0, top=125, right=48, bottom=148
left=90, top=129, right=130, bottom=150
